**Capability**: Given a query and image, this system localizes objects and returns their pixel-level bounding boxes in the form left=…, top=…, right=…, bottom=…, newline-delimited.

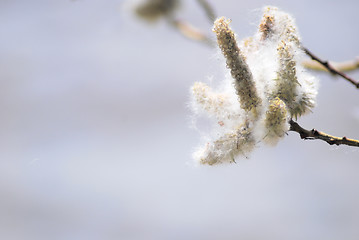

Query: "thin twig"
left=165, top=0, right=217, bottom=47
left=196, top=0, right=217, bottom=23
left=168, top=18, right=215, bottom=46
left=302, top=58, right=359, bottom=72
left=289, top=119, right=359, bottom=147
left=302, top=47, right=359, bottom=89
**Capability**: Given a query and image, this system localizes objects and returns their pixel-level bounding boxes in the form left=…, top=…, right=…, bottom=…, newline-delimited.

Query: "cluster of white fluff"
left=191, top=6, right=318, bottom=165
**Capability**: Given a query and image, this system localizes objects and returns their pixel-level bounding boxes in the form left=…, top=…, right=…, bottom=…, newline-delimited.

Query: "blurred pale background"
left=1, top=0, right=359, bottom=239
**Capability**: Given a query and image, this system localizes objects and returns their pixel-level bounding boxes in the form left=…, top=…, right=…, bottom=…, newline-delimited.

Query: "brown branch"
left=289, top=119, right=359, bottom=147
left=302, top=58, right=359, bottom=72
left=302, top=47, right=359, bottom=89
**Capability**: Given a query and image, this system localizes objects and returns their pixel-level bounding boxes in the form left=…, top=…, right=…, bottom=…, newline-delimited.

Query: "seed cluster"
left=191, top=7, right=318, bottom=165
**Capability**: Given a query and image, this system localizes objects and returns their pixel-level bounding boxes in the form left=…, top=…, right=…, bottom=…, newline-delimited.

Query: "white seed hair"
left=190, top=6, right=318, bottom=165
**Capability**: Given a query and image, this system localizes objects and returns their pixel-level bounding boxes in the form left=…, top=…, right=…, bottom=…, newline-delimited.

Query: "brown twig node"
left=289, top=119, right=359, bottom=147
left=302, top=47, right=359, bottom=89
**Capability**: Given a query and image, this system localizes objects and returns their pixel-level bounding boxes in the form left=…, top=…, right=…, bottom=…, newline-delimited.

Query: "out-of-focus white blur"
left=0, top=0, right=359, bottom=239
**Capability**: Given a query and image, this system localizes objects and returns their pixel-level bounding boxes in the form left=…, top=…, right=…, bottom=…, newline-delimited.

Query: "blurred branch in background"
left=134, top=0, right=179, bottom=22
left=135, top=0, right=215, bottom=46
left=302, top=57, right=359, bottom=72
left=196, top=0, right=216, bottom=23
left=169, top=19, right=215, bottom=46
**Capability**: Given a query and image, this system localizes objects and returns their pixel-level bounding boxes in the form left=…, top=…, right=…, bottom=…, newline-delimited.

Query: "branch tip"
left=289, top=120, right=359, bottom=147
left=303, top=46, right=359, bottom=89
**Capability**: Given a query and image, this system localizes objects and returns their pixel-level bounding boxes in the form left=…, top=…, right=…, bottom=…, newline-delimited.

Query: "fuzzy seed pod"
left=192, top=82, right=237, bottom=121
left=193, top=126, right=255, bottom=165
left=290, top=92, right=316, bottom=119
left=263, top=97, right=289, bottom=145
left=274, top=40, right=300, bottom=117
left=258, top=6, right=300, bottom=46
left=213, top=17, right=262, bottom=114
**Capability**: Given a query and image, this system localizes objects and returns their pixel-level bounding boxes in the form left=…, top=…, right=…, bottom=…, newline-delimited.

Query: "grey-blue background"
left=1, top=0, right=359, bottom=239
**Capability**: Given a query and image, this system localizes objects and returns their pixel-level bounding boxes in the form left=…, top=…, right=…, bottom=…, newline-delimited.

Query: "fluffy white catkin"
left=191, top=6, right=318, bottom=165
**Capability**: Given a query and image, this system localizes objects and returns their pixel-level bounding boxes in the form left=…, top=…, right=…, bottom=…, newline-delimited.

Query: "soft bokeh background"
left=1, top=0, right=359, bottom=239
